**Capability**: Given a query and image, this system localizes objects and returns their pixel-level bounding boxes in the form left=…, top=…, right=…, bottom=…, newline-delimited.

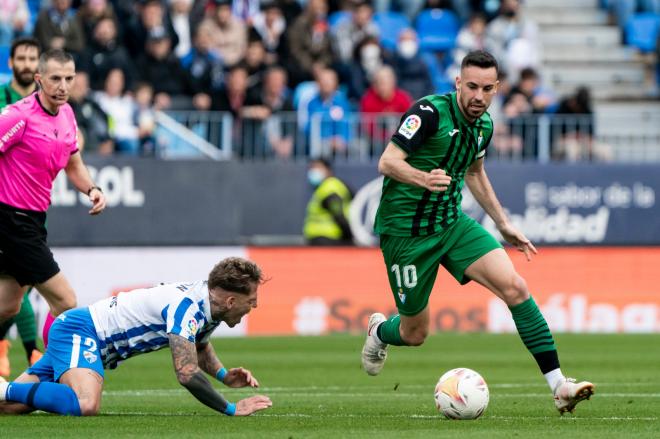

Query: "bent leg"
left=59, top=368, right=104, bottom=416
left=0, top=372, right=39, bottom=414
left=0, top=276, right=27, bottom=322
left=34, top=272, right=77, bottom=317
left=464, top=248, right=529, bottom=306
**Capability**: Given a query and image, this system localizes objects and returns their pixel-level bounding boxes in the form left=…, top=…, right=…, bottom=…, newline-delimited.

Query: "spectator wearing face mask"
left=386, top=28, right=434, bottom=100
left=446, top=13, right=487, bottom=79
left=346, top=36, right=385, bottom=102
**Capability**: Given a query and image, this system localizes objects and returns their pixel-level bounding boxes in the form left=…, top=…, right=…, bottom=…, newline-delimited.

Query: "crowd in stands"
left=0, top=0, right=657, bottom=159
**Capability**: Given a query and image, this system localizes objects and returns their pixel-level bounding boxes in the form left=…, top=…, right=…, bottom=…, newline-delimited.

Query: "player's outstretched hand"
left=235, top=395, right=272, bottom=416
left=498, top=223, right=538, bottom=261
left=424, top=169, right=452, bottom=192
left=223, top=367, right=259, bottom=388
left=88, top=188, right=106, bottom=215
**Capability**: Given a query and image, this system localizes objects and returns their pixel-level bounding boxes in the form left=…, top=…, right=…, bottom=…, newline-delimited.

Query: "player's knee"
left=77, top=399, right=100, bottom=416
left=501, top=274, right=529, bottom=306
left=0, top=302, right=21, bottom=320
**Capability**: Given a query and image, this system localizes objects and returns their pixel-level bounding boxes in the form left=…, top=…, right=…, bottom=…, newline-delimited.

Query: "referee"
left=0, top=49, right=106, bottom=342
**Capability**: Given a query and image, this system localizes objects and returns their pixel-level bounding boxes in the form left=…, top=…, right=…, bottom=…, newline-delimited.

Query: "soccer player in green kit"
left=361, top=51, right=594, bottom=414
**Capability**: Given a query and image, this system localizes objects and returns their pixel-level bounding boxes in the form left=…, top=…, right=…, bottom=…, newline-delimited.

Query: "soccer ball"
left=434, top=367, right=489, bottom=420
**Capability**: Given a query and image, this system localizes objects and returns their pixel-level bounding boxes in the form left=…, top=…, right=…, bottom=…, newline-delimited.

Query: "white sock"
left=544, top=368, right=565, bottom=392
left=0, top=379, right=8, bottom=401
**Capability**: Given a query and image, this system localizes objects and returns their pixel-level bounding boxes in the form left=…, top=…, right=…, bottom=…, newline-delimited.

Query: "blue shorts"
left=27, top=308, right=104, bottom=382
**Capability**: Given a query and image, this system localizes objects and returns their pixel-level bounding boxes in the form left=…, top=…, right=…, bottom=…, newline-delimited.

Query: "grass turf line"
left=1, top=333, right=659, bottom=438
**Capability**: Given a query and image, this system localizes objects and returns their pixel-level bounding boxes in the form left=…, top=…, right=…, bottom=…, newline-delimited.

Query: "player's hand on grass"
left=498, top=223, right=538, bottom=261
left=223, top=367, right=259, bottom=388
left=235, top=395, right=272, bottom=416
left=425, top=169, right=452, bottom=192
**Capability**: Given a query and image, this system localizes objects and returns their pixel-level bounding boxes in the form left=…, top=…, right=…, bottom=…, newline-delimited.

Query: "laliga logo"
left=348, top=177, right=484, bottom=247
left=348, top=176, right=383, bottom=246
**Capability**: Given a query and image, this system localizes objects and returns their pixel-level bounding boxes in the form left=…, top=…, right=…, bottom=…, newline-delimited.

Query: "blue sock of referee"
left=1, top=381, right=81, bottom=416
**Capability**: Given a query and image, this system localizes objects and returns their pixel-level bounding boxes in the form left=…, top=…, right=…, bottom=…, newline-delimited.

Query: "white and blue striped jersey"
left=88, top=281, right=220, bottom=369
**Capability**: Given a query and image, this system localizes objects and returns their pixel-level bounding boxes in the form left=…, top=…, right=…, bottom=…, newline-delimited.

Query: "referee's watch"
left=87, top=186, right=102, bottom=196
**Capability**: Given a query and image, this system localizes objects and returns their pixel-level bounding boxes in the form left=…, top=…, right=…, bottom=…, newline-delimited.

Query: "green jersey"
left=0, top=83, right=23, bottom=109
left=375, top=92, right=494, bottom=237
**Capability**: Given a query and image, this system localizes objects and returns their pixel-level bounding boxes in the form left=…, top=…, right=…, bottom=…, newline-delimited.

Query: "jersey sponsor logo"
left=448, top=129, right=459, bottom=137
left=0, top=119, right=25, bottom=150
left=398, top=115, right=422, bottom=139
left=187, top=318, right=198, bottom=336
left=419, top=104, right=434, bottom=112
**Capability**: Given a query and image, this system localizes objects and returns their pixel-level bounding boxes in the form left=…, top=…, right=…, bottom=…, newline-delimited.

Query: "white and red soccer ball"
left=434, top=367, right=489, bottom=420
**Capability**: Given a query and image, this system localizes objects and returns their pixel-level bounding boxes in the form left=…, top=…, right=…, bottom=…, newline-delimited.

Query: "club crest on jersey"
left=398, top=289, right=406, bottom=303
left=84, top=350, right=97, bottom=364
left=478, top=130, right=483, bottom=147
left=398, top=115, right=421, bottom=139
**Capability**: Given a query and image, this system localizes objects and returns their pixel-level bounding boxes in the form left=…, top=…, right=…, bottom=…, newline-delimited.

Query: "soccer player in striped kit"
left=361, top=50, right=594, bottom=414
left=0, top=257, right=272, bottom=416
left=0, top=49, right=106, bottom=347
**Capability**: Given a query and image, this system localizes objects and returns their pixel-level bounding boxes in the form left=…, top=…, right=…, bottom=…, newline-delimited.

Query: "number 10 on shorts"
left=391, top=264, right=418, bottom=289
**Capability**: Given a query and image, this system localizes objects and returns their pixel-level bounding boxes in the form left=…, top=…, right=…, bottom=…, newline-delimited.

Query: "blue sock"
left=6, top=382, right=82, bottom=416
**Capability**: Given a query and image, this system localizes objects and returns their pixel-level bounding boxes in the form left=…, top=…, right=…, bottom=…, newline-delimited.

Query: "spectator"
left=359, top=65, right=412, bottom=147
left=242, top=39, right=270, bottom=91
left=0, top=0, right=30, bottom=46
left=346, top=36, right=386, bottom=102
left=331, top=0, right=379, bottom=64
left=33, top=0, right=86, bottom=56
left=212, top=65, right=251, bottom=156
left=243, top=66, right=296, bottom=158
left=303, top=158, right=353, bottom=246
left=447, top=13, right=487, bottom=79
left=81, top=16, right=135, bottom=91
left=180, top=22, right=224, bottom=111
left=93, top=68, right=140, bottom=154
left=170, top=0, right=194, bottom=58
left=249, top=2, right=287, bottom=65
left=506, top=67, right=555, bottom=114
left=286, top=0, right=335, bottom=86
left=424, top=0, right=473, bottom=22
left=305, top=68, right=352, bottom=155
left=75, top=0, right=117, bottom=44
left=553, top=86, right=610, bottom=162
left=232, top=0, right=261, bottom=24
left=200, top=0, right=248, bottom=67
left=387, top=28, right=434, bottom=100
left=123, top=0, right=179, bottom=58
left=372, top=0, right=425, bottom=22
left=133, top=82, right=158, bottom=156
left=485, top=0, right=539, bottom=80
left=136, top=27, right=193, bottom=110
left=68, top=71, right=114, bottom=155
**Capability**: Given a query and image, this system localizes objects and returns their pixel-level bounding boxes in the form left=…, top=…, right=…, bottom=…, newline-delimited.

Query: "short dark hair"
left=10, top=37, right=41, bottom=58
left=38, top=49, right=75, bottom=73
left=519, top=67, right=538, bottom=81
left=461, top=50, right=499, bottom=74
left=309, top=157, right=333, bottom=171
left=208, top=257, right=264, bottom=294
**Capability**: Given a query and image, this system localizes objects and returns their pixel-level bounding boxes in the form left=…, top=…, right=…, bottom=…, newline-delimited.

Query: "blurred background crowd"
left=1, top=0, right=658, bottom=161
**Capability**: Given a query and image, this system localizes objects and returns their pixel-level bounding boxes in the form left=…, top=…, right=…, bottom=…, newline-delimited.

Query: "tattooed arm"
left=196, top=341, right=260, bottom=388
left=196, top=342, right=223, bottom=377
left=169, top=334, right=273, bottom=415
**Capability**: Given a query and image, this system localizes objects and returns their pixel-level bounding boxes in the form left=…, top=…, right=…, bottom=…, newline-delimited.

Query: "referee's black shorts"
left=0, top=202, right=60, bottom=286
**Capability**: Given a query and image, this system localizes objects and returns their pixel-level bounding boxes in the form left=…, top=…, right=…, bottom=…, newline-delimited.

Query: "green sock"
left=509, top=296, right=560, bottom=373
left=376, top=314, right=406, bottom=346
left=15, top=292, right=38, bottom=351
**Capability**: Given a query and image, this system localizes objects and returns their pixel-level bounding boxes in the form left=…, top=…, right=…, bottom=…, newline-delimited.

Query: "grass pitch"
left=2, top=333, right=659, bottom=438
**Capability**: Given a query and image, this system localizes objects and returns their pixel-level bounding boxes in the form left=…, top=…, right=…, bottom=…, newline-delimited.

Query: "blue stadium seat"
left=625, top=13, right=660, bottom=53
left=415, top=9, right=460, bottom=53
left=373, top=11, right=411, bottom=50
left=328, top=10, right=351, bottom=29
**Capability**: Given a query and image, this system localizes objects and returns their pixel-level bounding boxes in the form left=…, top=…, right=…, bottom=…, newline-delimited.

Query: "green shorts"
left=380, top=213, right=502, bottom=316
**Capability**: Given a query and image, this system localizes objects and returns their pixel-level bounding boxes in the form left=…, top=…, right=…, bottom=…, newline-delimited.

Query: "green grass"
left=2, top=334, right=659, bottom=438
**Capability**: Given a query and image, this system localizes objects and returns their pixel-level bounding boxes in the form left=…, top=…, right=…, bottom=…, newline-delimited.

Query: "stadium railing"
left=159, top=111, right=660, bottom=163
